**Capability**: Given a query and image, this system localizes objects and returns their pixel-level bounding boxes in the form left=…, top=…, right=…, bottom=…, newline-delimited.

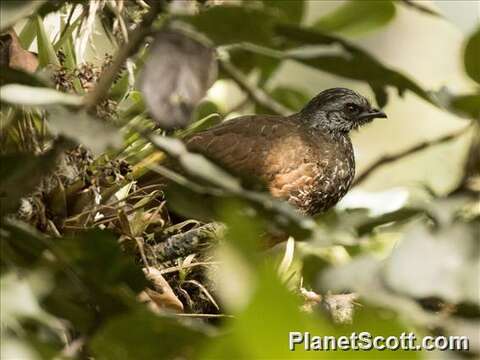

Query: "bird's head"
left=300, top=88, right=387, bottom=133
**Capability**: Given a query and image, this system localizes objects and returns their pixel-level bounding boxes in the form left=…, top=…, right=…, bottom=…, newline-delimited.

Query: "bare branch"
left=219, top=59, right=291, bottom=116
left=398, top=0, right=442, bottom=17
left=354, top=124, right=472, bottom=186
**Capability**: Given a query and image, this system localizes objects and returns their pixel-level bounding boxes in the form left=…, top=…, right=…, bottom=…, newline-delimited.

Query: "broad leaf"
left=450, top=93, right=480, bottom=120
left=57, top=230, right=147, bottom=293
left=42, top=229, right=147, bottom=332
left=0, top=140, right=66, bottom=216
left=275, top=24, right=432, bottom=107
left=385, top=223, right=480, bottom=305
left=262, top=0, right=305, bottom=24
left=0, top=1, right=47, bottom=32
left=204, top=264, right=415, bottom=358
left=434, top=87, right=480, bottom=120
left=0, top=84, right=82, bottom=106
left=313, top=0, right=396, bottom=36
left=91, top=308, right=208, bottom=359
left=18, top=16, right=37, bottom=49
left=140, top=29, right=217, bottom=129
left=0, top=67, right=46, bottom=87
left=47, top=107, right=122, bottom=154
left=262, top=86, right=310, bottom=113
left=183, top=5, right=276, bottom=46
left=465, top=27, right=480, bottom=84
left=1, top=219, right=54, bottom=267
left=228, top=47, right=281, bottom=85
left=35, top=15, right=59, bottom=67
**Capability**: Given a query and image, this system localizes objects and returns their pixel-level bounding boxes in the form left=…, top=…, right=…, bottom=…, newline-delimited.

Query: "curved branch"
left=353, top=124, right=472, bottom=186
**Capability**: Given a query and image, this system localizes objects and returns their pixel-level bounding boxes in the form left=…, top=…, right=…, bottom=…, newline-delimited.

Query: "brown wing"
left=185, top=114, right=335, bottom=212
left=185, top=115, right=292, bottom=181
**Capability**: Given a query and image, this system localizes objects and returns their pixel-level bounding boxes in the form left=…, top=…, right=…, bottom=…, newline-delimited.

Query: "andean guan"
left=144, top=88, right=387, bottom=218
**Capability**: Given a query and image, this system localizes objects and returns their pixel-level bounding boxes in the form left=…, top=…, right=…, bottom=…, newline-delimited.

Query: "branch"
left=353, top=124, right=472, bottom=186
left=84, top=1, right=164, bottom=110
left=219, top=59, right=291, bottom=116
left=399, top=0, right=442, bottom=17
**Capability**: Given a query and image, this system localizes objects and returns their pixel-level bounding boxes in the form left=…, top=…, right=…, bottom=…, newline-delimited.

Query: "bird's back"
left=186, top=114, right=355, bottom=215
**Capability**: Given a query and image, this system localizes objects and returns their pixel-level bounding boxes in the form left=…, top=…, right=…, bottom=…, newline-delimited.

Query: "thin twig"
left=159, top=261, right=221, bottom=275
left=65, top=184, right=162, bottom=223
left=219, top=59, right=290, bottom=116
left=174, top=313, right=234, bottom=318
left=353, top=124, right=472, bottom=186
left=85, top=1, right=164, bottom=110
left=399, top=0, right=442, bottom=17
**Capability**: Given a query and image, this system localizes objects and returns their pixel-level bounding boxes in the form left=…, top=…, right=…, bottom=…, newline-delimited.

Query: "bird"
left=184, top=88, right=387, bottom=216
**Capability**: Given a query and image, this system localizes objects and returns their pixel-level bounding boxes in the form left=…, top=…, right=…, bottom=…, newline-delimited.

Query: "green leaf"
left=255, top=86, right=310, bottom=114
left=47, top=107, right=122, bottom=154
left=228, top=47, right=281, bottom=85
left=0, top=68, right=47, bottom=87
left=272, top=86, right=310, bottom=112
left=356, top=207, right=424, bottom=236
left=313, top=0, right=396, bottom=36
left=464, top=27, right=480, bottom=84
left=35, top=15, right=60, bottom=67
left=0, top=1, right=47, bottom=32
left=275, top=24, right=432, bottom=106
left=191, top=100, right=220, bottom=124
left=262, top=0, right=305, bottom=24
left=91, top=308, right=208, bottom=359
left=109, top=71, right=130, bottom=101
left=183, top=6, right=276, bottom=46
left=202, top=265, right=319, bottom=359
left=183, top=5, right=286, bottom=83
left=54, top=15, right=82, bottom=51
left=178, top=111, right=222, bottom=138
left=205, top=264, right=416, bottom=358
left=385, top=223, right=480, bottom=305
left=59, top=230, right=146, bottom=292
left=0, top=140, right=66, bottom=216
left=434, top=87, right=480, bottom=120
left=0, top=84, right=83, bottom=106
left=18, top=16, right=37, bottom=49
left=450, top=93, right=480, bottom=120
left=1, top=219, right=53, bottom=268
left=164, top=183, right=216, bottom=222
left=42, top=229, right=147, bottom=332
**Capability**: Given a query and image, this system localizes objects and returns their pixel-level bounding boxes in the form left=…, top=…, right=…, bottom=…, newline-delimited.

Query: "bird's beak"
left=358, top=109, right=387, bottom=121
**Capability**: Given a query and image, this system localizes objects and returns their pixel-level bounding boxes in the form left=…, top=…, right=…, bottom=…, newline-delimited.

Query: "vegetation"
left=0, top=0, right=478, bottom=358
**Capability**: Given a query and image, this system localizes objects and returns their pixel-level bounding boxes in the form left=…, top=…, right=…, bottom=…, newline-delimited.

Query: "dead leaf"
left=140, top=29, right=217, bottom=129
left=142, top=267, right=184, bottom=312
left=0, top=29, right=38, bottom=73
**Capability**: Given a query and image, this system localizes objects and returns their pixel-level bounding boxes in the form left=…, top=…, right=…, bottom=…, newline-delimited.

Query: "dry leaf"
left=0, top=29, right=38, bottom=73
left=142, top=267, right=184, bottom=312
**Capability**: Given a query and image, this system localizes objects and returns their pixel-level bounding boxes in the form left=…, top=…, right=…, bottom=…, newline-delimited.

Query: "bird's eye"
left=345, top=103, right=361, bottom=114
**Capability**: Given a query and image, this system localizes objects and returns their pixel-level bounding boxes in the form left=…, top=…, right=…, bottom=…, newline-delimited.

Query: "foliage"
left=0, top=1, right=478, bottom=359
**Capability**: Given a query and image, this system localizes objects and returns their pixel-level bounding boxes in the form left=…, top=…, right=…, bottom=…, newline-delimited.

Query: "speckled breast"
left=288, top=133, right=356, bottom=216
